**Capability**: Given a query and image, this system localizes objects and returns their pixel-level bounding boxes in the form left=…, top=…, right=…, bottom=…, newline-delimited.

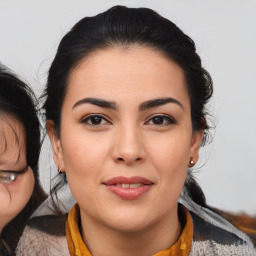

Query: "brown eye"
left=146, top=115, right=177, bottom=126
left=90, top=116, right=103, bottom=125
left=152, top=116, right=165, bottom=125
left=81, top=114, right=110, bottom=126
left=0, top=172, right=17, bottom=184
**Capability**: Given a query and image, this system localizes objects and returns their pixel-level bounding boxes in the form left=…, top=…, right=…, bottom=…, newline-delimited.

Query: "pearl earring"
left=189, top=158, right=195, bottom=167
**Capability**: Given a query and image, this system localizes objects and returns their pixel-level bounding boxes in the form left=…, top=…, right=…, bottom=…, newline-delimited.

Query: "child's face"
left=0, top=116, right=34, bottom=232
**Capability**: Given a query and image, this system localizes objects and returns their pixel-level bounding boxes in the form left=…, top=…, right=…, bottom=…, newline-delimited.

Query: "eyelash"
left=80, top=114, right=177, bottom=127
left=145, top=114, right=177, bottom=126
left=0, top=172, right=18, bottom=183
left=0, top=165, right=29, bottom=184
left=80, top=114, right=111, bottom=126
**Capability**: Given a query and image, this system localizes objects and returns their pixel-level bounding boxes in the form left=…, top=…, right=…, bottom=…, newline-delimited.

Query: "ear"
left=189, top=129, right=204, bottom=164
left=46, top=120, right=65, bottom=170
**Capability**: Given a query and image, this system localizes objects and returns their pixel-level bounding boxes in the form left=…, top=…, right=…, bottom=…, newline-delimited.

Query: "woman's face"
left=48, top=46, right=203, bottom=232
left=0, top=117, right=34, bottom=232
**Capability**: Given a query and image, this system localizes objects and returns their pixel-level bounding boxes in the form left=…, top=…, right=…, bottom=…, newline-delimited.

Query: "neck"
left=80, top=207, right=181, bottom=256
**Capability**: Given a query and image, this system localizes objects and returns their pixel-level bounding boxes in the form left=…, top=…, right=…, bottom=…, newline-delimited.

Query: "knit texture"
left=191, top=241, right=256, bottom=256
left=16, top=202, right=256, bottom=256
left=16, top=227, right=68, bottom=256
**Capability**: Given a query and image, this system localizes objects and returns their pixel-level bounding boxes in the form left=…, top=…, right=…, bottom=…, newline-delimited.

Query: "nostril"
left=117, top=157, right=124, bottom=162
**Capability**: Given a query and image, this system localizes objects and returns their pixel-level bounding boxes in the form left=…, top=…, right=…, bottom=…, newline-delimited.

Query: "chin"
left=102, top=210, right=155, bottom=233
left=110, top=221, right=151, bottom=233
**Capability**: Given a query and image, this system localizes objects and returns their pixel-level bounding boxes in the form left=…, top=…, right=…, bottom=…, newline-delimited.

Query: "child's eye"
left=146, top=115, right=177, bottom=126
left=0, top=165, right=29, bottom=184
left=0, top=172, right=17, bottom=184
left=81, top=115, right=110, bottom=126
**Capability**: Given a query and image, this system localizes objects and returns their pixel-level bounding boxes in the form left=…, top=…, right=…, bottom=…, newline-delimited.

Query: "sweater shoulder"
left=16, top=215, right=69, bottom=256
left=191, top=211, right=244, bottom=245
left=190, top=211, right=256, bottom=255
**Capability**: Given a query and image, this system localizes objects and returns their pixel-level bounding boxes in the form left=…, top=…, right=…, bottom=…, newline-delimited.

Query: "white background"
left=0, top=0, right=255, bottom=214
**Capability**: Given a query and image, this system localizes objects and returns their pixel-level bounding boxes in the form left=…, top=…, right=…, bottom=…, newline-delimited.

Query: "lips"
left=103, top=176, right=153, bottom=200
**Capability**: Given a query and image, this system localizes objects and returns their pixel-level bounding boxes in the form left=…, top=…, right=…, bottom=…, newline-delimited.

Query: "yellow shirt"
left=66, top=204, right=193, bottom=256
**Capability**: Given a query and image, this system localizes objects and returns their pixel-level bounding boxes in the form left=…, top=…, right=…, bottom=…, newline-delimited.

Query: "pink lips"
left=103, top=176, right=153, bottom=200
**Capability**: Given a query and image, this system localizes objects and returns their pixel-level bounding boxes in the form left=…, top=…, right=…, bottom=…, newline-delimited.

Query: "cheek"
left=62, top=134, right=108, bottom=172
left=0, top=170, right=34, bottom=225
left=0, top=185, right=12, bottom=214
left=148, top=130, right=191, bottom=171
left=10, top=170, right=35, bottom=207
left=61, top=132, right=110, bottom=193
left=147, top=131, right=191, bottom=197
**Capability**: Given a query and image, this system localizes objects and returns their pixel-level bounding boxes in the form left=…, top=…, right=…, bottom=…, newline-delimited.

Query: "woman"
left=17, top=6, right=256, bottom=255
left=0, top=66, right=47, bottom=255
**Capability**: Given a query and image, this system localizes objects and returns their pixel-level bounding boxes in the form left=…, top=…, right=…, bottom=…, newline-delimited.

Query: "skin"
left=0, top=116, right=34, bottom=233
left=47, top=46, right=203, bottom=256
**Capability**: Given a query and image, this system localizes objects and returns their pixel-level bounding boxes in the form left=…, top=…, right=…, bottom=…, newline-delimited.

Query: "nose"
left=112, top=125, right=146, bottom=165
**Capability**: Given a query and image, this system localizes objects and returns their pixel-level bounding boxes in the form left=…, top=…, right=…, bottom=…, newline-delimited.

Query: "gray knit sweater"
left=16, top=199, right=256, bottom=256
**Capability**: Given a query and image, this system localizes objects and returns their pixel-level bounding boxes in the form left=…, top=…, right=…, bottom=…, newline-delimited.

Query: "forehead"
left=0, top=115, right=25, bottom=164
left=66, top=46, right=189, bottom=107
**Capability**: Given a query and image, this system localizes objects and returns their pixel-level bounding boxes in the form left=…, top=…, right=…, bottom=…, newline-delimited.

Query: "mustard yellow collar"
left=66, top=204, right=193, bottom=256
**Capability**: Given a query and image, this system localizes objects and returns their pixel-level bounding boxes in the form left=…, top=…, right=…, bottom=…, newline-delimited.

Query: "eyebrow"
left=0, top=165, right=28, bottom=174
left=139, top=97, right=184, bottom=111
left=72, top=97, right=184, bottom=111
left=73, top=98, right=117, bottom=110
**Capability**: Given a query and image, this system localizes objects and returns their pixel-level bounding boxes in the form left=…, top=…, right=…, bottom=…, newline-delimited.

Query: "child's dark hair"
left=0, top=65, right=47, bottom=252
